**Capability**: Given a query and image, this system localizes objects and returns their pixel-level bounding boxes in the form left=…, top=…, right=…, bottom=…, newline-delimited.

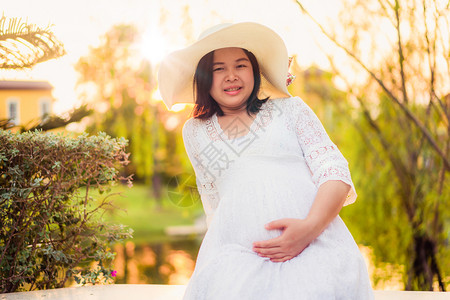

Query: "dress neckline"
left=212, top=101, right=268, bottom=140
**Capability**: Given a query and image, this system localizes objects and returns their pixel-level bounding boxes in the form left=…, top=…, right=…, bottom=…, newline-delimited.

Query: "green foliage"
left=75, top=24, right=176, bottom=187
left=294, top=59, right=449, bottom=290
left=339, top=93, right=450, bottom=290
left=0, top=130, right=133, bottom=293
left=295, top=0, right=449, bottom=290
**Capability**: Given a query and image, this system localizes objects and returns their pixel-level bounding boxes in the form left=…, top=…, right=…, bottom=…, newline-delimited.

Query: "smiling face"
left=209, top=47, right=255, bottom=112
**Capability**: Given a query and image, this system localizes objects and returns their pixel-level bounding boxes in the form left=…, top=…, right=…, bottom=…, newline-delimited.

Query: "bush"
left=0, top=130, right=133, bottom=293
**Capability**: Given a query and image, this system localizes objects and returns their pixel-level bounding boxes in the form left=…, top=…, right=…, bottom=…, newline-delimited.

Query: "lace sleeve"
left=182, top=119, right=221, bottom=227
left=290, top=97, right=357, bottom=206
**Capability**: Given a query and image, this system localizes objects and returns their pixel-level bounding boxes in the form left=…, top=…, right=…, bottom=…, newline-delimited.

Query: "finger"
left=254, top=247, right=282, bottom=256
left=253, top=236, right=283, bottom=248
left=270, top=255, right=294, bottom=263
left=253, top=243, right=280, bottom=250
left=258, top=251, right=290, bottom=259
left=265, top=219, right=290, bottom=230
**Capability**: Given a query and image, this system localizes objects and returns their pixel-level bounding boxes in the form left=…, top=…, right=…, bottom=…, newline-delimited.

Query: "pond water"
left=112, top=238, right=202, bottom=285
left=110, top=240, right=406, bottom=290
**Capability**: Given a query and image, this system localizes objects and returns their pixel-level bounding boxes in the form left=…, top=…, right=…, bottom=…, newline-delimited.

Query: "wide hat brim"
left=158, top=22, right=291, bottom=110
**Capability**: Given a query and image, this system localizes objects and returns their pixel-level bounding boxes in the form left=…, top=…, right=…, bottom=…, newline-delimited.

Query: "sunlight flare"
left=140, top=26, right=168, bottom=65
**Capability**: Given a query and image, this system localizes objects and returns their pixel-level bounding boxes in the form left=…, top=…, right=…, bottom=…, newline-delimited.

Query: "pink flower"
left=286, top=57, right=296, bottom=86
left=111, top=270, right=117, bottom=277
left=286, top=73, right=296, bottom=86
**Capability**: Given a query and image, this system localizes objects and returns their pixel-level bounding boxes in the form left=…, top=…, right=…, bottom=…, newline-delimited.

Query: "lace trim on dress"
left=209, top=100, right=277, bottom=141
left=286, top=97, right=357, bottom=205
left=205, top=118, right=221, bottom=142
left=183, top=119, right=221, bottom=226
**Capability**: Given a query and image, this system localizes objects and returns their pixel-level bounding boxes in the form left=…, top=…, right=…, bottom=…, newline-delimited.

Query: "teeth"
left=225, top=87, right=240, bottom=91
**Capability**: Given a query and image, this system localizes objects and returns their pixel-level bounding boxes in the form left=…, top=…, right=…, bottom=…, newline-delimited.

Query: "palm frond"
left=24, top=105, right=93, bottom=132
left=0, top=16, right=66, bottom=69
left=0, top=118, right=14, bottom=130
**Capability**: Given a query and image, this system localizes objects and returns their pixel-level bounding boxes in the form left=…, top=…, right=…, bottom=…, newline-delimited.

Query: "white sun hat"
left=157, top=22, right=291, bottom=110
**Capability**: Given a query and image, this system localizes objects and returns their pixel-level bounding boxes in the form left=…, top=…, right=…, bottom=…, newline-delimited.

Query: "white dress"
left=182, top=97, right=374, bottom=300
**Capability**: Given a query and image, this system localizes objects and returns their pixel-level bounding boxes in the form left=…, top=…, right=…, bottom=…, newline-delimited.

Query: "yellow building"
left=0, top=80, right=54, bottom=129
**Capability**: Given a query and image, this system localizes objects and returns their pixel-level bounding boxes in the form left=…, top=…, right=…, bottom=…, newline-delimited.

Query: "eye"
left=213, top=67, right=224, bottom=72
left=237, top=64, right=247, bottom=68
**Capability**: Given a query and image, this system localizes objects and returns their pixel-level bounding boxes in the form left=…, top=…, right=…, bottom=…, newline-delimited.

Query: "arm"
left=253, top=97, right=355, bottom=262
left=306, top=180, right=350, bottom=234
left=182, top=120, right=220, bottom=228
left=293, top=97, right=356, bottom=205
left=195, top=177, right=220, bottom=228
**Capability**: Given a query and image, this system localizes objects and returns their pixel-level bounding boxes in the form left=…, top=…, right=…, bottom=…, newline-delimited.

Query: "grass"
left=91, top=183, right=204, bottom=244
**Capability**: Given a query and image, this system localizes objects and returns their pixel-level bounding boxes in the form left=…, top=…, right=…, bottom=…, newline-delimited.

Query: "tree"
left=75, top=24, right=179, bottom=206
left=295, top=0, right=449, bottom=290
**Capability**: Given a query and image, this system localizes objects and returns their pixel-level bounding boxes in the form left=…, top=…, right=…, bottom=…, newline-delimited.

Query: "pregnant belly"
left=213, top=163, right=317, bottom=249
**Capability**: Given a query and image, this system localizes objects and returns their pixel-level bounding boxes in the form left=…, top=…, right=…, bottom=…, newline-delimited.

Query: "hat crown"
left=198, top=23, right=233, bottom=40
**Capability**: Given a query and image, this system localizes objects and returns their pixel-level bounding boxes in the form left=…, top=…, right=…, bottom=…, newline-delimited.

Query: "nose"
left=225, top=69, right=238, bottom=82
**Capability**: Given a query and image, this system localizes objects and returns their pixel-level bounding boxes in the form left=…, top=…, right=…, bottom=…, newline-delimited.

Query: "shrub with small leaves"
left=0, top=130, right=133, bottom=293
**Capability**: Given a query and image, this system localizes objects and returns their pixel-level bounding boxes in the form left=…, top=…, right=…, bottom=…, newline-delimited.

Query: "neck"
left=219, top=103, right=248, bottom=117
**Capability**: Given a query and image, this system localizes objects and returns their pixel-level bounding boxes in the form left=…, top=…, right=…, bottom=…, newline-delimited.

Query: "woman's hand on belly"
left=253, top=181, right=350, bottom=262
left=252, top=218, right=321, bottom=263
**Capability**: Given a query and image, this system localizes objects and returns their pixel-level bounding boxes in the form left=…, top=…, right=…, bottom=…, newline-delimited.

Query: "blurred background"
left=1, top=0, right=448, bottom=291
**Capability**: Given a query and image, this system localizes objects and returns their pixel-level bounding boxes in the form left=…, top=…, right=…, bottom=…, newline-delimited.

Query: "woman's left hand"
left=253, top=181, right=350, bottom=263
left=252, top=218, right=320, bottom=263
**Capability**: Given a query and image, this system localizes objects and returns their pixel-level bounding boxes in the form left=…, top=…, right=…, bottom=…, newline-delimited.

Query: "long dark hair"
left=192, top=48, right=268, bottom=119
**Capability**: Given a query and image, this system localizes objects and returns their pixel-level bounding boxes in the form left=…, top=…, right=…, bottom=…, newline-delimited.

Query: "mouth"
left=224, top=87, right=242, bottom=92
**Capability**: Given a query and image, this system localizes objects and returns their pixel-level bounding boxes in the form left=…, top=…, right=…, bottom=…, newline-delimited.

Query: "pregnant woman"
left=158, top=22, right=374, bottom=300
